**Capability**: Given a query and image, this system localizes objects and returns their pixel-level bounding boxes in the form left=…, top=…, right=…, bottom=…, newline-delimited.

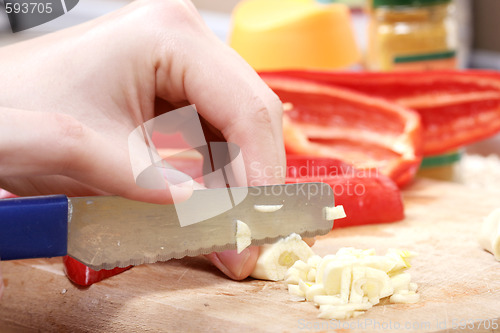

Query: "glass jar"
left=367, top=0, right=461, bottom=181
left=366, top=0, right=458, bottom=71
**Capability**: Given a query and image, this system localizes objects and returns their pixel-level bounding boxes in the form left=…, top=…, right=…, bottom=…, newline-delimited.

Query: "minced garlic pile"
left=284, top=247, right=419, bottom=320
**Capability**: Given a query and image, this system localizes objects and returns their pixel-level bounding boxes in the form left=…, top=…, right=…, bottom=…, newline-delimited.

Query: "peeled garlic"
left=250, top=233, right=315, bottom=281
left=281, top=247, right=419, bottom=320
left=349, top=266, right=367, bottom=304
left=390, top=273, right=412, bottom=292
left=318, top=303, right=372, bottom=320
left=307, top=255, right=323, bottom=268
left=288, top=284, right=305, bottom=301
left=365, top=267, right=393, bottom=298
left=235, top=220, right=252, bottom=254
left=306, top=268, right=317, bottom=283
left=315, top=255, right=338, bottom=285
left=298, top=279, right=311, bottom=293
left=386, top=249, right=416, bottom=275
left=305, top=284, right=325, bottom=302
left=250, top=240, right=420, bottom=320
left=253, top=204, right=283, bottom=213
left=324, top=205, right=346, bottom=221
left=478, top=208, right=500, bottom=261
left=390, top=291, right=420, bottom=304
left=313, top=295, right=344, bottom=306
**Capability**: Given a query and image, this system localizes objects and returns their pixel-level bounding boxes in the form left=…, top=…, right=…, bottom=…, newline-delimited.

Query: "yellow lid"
left=229, top=0, right=361, bottom=70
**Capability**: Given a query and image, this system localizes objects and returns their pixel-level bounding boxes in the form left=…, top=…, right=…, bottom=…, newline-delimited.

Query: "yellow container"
left=229, top=0, right=361, bottom=70
left=367, top=0, right=460, bottom=181
left=366, top=0, right=457, bottom=71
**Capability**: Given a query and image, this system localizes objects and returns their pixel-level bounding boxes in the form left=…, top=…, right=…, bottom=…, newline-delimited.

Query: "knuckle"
left=45, top=113, right=87, bottom=175
left=254, top=105, right=272, bottom=125
left=250, top=93, right=283, bottom=126
left=126, top=0, right=205, bottom=53
left=50, top=113, right=86, bottom=161
left=52, top=113, right=85, bottom=142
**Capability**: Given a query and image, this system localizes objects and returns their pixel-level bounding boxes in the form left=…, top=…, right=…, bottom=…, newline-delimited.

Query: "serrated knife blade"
left=0, top=183, right=335, bottom=270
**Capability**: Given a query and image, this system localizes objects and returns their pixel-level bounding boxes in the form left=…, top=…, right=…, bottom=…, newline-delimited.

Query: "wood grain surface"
left=0, top=179, right=499, bottom=333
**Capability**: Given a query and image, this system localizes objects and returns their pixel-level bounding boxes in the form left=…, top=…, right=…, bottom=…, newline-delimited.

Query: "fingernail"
left=215, top=248, right=251, bottom=280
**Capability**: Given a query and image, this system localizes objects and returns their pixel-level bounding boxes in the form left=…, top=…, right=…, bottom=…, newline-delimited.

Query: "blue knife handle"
left=0, top=195, right=68, bottom=260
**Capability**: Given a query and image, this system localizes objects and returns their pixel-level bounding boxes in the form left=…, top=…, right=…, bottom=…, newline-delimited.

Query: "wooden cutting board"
left=0, top=179, right=499, bottom=333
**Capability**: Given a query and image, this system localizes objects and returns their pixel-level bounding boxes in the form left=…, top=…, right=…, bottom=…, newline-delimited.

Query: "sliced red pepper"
left=261, top=70, right=500, bottom=156
left=286, top=156, right=404, bottom=227
left=261, top=75, right=422, bottom=187
left=63, top=255, right=132, bottom=287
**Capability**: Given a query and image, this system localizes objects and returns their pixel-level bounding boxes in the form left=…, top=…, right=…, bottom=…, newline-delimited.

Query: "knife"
left=0, top=183, right=335, bottom=270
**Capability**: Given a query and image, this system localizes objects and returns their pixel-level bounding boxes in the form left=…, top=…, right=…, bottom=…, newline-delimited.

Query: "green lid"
left=373, top=0, right=451, bottom=8
left=420, top=150, right=462, bottom=169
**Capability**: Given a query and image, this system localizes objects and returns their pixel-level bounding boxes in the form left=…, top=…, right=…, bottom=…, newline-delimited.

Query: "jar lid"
left=373, top=0, right=451, bottom=7
left=420, top=150, right=462, bottom=169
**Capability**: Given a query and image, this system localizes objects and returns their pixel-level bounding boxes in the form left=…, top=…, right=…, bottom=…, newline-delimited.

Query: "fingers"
left=205, top=246, right=260, bottom=280
left=185, top=51, right=285, bottom=186
left=0, top=107, right=193, bottom=204
left=149, top=4, right=286, bottom=280
left=152, top=7, right=286, bottom=187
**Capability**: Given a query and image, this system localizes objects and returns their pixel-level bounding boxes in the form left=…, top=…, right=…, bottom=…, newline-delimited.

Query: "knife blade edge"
left=68, top=183, right=335, bottom=270
left=79, top=227, right=332, bottom=270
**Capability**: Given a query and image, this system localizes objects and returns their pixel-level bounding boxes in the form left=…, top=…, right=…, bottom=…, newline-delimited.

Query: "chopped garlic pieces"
left=313, top=295, right=344, bottom=306
left=318, top=303, right=373, bottom=320
left=235, top=220, right=252, bottom=254
left=250, top=233, right=315, bottom=281
left=253, top=204, right=284, bottom=213
left=478, top=208, right=500, bottom=261
left=323, top=205, right=346, bottom=221
left=390, top=292, right=420, bottom=304
left=305, top=284, right=326, bottom=302
left=283, top=247, right=420, bottom=320
left=288, top=284, right=305, bottom=301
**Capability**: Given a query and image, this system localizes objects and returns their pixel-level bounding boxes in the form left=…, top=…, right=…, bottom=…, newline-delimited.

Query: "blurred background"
left=1, top=0, right=500, bottom=187
left=0, top=0, right=499, bottom=70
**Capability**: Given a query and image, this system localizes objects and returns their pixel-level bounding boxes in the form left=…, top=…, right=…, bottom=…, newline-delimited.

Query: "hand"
left=0, top=0, right=285, bottom=280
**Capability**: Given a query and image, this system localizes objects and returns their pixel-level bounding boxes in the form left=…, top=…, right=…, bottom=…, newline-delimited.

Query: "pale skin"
left=0, top=0, right=287, bottom=297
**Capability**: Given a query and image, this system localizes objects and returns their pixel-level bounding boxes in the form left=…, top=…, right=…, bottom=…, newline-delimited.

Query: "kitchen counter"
left=1, top=178, right=499, bottom=332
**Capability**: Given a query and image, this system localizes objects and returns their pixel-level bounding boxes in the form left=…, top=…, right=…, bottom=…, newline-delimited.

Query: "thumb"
left=0, top=107, right=193, bottom=204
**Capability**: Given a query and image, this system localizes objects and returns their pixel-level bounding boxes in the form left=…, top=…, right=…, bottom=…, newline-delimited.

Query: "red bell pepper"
left=262, top=75, right=423, bottom=187
left=63, top=255, right=132, bottom=286
left=286, top=156, right=404, bottom=227
left=261, top=70, right=500, bottom=156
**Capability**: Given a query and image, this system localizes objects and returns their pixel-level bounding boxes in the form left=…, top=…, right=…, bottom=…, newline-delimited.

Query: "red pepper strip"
left=260, top=70, right=500, bottom=156
left=0, top=189, right=16, bottom=199
left=262, top=75, right=422, bottom=187
left=286, top=156, right=404, bottom=227
left=63, top=256, right=132, bottom=287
